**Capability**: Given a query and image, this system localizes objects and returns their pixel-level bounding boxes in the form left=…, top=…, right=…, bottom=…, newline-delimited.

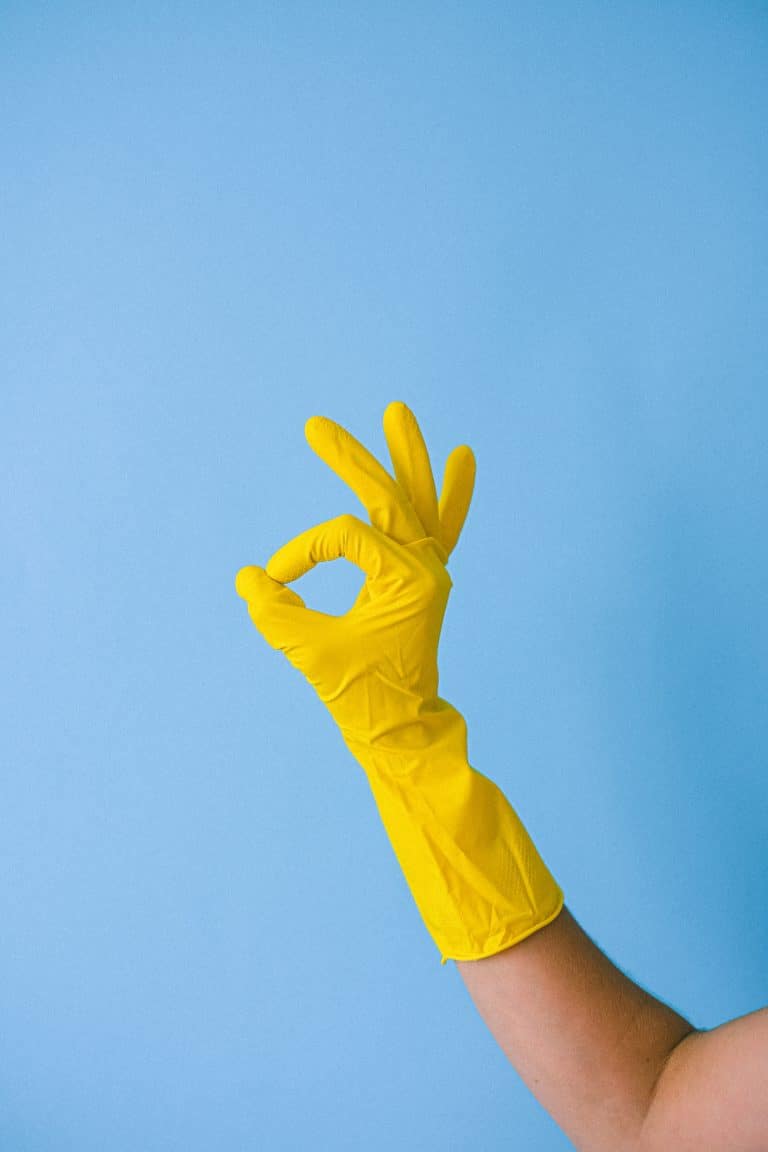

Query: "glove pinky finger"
left=438, top=445, right=476, bottom=556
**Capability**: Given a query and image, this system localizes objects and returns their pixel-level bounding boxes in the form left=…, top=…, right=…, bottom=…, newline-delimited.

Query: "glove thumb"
left=235, top=565, right=307, bottom=651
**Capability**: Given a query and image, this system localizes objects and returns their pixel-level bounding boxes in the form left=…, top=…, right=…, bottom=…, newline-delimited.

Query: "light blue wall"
left=2, top=4, right=766, bottom=1149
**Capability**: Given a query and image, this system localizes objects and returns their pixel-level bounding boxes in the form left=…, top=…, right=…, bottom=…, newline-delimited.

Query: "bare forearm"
left=456, top=906, right=695, bottom=1152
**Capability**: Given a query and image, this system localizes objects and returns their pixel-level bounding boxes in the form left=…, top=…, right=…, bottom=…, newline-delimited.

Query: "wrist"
left=337, top=695, right=469, bottom=773
left=337, top=703, right=564, bottom=964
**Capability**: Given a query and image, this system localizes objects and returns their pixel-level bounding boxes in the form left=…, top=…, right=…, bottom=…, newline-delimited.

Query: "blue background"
left=2, top=3, right=767, bottom=1149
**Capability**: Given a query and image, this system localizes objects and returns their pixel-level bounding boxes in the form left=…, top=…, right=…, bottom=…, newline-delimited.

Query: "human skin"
left=456, top=906, right=768, bottom=1151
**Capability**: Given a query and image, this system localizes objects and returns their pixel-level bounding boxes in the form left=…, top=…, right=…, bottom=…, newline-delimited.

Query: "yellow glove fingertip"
left=235, top=565, right=266, bottom=602
left=304, top=414, right=328, bottom=447
left=382, top=398, right=410, bottom=425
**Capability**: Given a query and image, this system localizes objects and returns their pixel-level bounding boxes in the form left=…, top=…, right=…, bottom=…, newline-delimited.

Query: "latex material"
left=235, top=402, right=563, bottom=963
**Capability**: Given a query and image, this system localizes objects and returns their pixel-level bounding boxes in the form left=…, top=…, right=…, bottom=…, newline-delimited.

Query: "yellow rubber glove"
left=235, top=402, right=563, bottom=963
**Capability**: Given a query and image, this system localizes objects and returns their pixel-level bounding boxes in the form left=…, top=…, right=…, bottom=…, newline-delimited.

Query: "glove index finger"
left=266, top=514, right=406, bottom=587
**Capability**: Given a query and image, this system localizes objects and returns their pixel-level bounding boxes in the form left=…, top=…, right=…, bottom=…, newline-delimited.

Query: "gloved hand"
left=235, top=402, right=563, bottom=963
